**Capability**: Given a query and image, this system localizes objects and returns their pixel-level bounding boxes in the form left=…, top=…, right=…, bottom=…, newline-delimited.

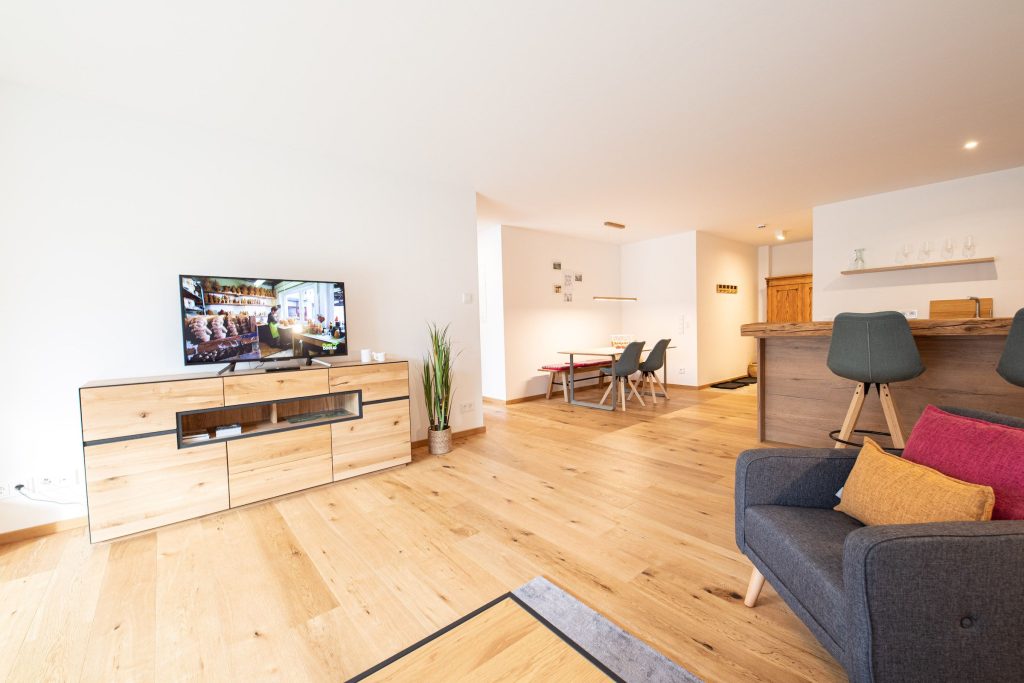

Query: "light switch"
left=462, top=292, right=474, bottom=304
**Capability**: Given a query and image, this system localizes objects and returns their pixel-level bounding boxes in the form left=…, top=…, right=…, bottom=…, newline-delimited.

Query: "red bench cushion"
left=539, top=360, right=613, bottom=372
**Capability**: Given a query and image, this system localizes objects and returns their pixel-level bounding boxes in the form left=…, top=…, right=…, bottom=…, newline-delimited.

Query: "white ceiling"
left=1, top=1, right=1022, bottom=245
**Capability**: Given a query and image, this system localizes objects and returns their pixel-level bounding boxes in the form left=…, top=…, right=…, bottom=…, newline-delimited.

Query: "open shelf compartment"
left=176, top=390, right=361, bottom=448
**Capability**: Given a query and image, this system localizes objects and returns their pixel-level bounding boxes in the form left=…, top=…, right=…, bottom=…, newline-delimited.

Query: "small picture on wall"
left=552, top=260, right=562, bottom=270
left=554, top=284, right=562, bottom=294
left=574, top=273, right=583, bottom=283
left=563, top=272, right=575, bottom=288
left=564, top=292, right=573, bottom=303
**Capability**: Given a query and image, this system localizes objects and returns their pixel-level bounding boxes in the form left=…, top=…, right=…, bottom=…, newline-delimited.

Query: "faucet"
left=968, top=296, right=982, bottom=318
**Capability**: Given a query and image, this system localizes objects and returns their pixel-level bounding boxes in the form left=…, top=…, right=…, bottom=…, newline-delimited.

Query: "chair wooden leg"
left=599, top=379, right=614, bottom=405
left=560, top=371, right=569, bottom=403
left=647, top=373, right=657, bottom=405
left=628, top=377, right=646, bottom=406
left=878, top=383, right=906, bottom=449
left=619, top=378, right=627, bottom=411
left=546, top=372, right=554, bottom=400
left=654, top=373, right=670, bottom=400
left=835, top=382, right=866, bottom=449
left=744, top=567, right=766, bottom=608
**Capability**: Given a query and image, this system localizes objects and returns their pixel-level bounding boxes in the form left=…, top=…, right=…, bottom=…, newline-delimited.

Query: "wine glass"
left=918, top=240, right=933, bottom=262
left=963, top=235, right=976, bottom=258
left=942, top=238, right=955, bottom=260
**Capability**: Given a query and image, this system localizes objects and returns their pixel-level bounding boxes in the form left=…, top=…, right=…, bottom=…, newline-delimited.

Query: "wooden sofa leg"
left=744, top=567, right=766, bottom=607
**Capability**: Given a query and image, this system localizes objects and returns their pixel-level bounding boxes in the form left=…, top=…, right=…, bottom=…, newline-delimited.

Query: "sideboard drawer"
left=227, top=425, right=333, bottom=506
left=85, top=434, right=228, bottom=542
left=329, top=362, right=410, bottom=402
left=223, top=370, right=328, bottom=405
left=81, top=378, right=224, bottom=442
left=331, top=399, right=411, bottom=480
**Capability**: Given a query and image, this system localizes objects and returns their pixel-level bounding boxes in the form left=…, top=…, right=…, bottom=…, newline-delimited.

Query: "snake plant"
left=422, top=323, right=457, bottom=431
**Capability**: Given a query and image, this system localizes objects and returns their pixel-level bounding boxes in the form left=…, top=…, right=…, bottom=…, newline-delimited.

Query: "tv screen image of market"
left=180, top=276, right=347, bottom=365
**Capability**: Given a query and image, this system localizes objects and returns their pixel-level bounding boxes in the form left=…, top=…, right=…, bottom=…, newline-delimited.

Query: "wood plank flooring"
left=0, top=385, right=845, bottom=682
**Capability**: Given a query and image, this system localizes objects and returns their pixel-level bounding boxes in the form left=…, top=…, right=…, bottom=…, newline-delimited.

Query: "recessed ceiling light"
left=775, top=229, right=787, bottom=241
left=756, top=224, right=767, bottom=230
left=963, top=140, right=979, bottom=150
left=604, top=221, right=626, bottom=229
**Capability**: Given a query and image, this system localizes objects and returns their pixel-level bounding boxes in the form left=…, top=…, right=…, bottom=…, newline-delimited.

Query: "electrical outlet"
left=901, top=309, right=919, bottom=319
left=56, top=471, right=76, bottom=488
left=35, top=475, right=57, bottom=490
left=459, top=401, right=474, bottom=413
left=0, top=483, right=11, bottom=499
left=678, top=368, right=686, bottom=375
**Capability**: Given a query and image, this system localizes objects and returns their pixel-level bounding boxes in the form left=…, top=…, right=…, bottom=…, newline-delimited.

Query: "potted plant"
left=422, top=322, right=457, bottom=455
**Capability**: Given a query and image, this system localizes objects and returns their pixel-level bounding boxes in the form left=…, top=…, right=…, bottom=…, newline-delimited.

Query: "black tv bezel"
left=178, top=274, right=348, bottom=367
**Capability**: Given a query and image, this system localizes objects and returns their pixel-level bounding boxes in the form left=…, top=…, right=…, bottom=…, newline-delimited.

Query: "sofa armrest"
left=844, top=522, right=1024, bottom=683
left=735, top=448, right=858, bottom=549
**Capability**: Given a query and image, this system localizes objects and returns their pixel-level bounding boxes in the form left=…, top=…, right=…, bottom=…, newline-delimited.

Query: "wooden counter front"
left=743, top=318, right=1021, bottom=448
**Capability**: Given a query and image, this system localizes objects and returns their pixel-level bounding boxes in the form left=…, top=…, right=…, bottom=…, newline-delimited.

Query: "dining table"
left=557, top=345, right=674, bottom=411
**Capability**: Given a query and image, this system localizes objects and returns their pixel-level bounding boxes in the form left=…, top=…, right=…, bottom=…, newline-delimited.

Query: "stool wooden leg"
left=647, top=373, right=657, bottom=405
left=653, top=373, right=670, bottom=400
left=546, top=373, right=554, bottom=400
left=560, top=371, right=569, bottom=403
left=835, top=382, right=866, bottom=449
left=627, top=377, right=646, bottom=406
left=879, top=383, right=906, bottom=449
left=744, top=567, right=766, bottom=608
left=599, top=379, right=614, bottom=405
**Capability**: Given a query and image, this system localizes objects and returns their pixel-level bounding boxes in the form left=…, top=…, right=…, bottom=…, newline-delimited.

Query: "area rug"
left=346, top=577, right=701, bottom=682
left=710, top=375, right=757, bottom=390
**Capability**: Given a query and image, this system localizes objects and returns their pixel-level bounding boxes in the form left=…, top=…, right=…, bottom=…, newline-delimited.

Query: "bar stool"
left=997, top=308, right=1024, bottom=387
left=827, top=312, right=925, bottom=449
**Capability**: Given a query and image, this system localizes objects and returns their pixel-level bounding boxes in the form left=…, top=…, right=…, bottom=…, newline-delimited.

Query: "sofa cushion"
left=745, top=505, right=863, bottom=644
left=905, top=405, right=1024, bottom=519
left=836, top=437, right=995, bottom=525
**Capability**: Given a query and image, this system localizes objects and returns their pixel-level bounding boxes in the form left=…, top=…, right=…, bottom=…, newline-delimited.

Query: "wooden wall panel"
left=331, top=400, right=411, bottom=480
left=81, top=379, right=224, bottom=442
left=222, top=370, right=328, bottom=405
left=329, top=362, right=410, bottom=402
left=227, top=426, right=333, bottom=506
left=84, top=435, right=228, bottom=542
left=762, top=336, right=1021, bottom=448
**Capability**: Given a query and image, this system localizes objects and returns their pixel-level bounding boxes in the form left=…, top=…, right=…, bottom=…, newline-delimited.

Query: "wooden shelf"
left=840, top=257, right=994, bottom=276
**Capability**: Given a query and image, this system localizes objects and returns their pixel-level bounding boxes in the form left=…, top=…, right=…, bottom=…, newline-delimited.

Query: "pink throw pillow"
left=904, top=405, right=1024, bottom=519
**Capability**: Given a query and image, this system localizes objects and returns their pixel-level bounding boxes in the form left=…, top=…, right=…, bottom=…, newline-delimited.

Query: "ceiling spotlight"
left=756, top=224, right=767, bottom=230
left=775, top=229, right=787, bottom=241
left=963, top=140, right=979, bottom=150
left=604, top=221, right=626, bottom=229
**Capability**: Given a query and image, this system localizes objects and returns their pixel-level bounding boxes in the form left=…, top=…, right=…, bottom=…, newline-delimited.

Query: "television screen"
left=179, top=275, right=347, bottom=365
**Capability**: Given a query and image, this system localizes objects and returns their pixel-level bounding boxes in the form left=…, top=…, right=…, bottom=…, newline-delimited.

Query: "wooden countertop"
left=741, top=317, right=1013, bottom=338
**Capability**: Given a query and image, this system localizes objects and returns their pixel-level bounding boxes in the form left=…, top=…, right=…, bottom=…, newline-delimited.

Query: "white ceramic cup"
left=372, top=351, right=386, bottom=362
left=360, top=349, right=372, bottom=363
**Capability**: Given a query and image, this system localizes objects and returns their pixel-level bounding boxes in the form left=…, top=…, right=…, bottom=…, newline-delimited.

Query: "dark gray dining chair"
left=599, top=341, right=646, bottom=411
left=997, top=308, right=1024, bottom=387
left=639, top=338, right=671, bottom=404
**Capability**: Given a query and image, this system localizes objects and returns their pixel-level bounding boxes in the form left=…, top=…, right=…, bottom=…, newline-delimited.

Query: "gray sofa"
left=735, top=407, right=1024, bottom=682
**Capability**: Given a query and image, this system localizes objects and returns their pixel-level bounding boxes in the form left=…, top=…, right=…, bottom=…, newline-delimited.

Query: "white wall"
left=477, top=224, right=507, bottom=400
left=620, top=231, right=699, bottom=386
left=0, top=82, right=483, bottom=533
left=695, top=232, right=759, bottom=385
left=814, top=166, right=1024, bottom=319
left=499, top=226, right=622, bottom=400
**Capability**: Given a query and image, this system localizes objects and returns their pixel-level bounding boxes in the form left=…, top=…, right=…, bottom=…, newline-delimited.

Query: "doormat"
left=710, top=376, right=757, bottom=390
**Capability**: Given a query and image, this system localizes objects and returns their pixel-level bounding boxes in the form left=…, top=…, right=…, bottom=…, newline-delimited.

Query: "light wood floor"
left=0, top=385, right=844, bottom=682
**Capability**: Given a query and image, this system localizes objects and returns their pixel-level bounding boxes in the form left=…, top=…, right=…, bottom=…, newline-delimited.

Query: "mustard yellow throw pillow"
left=835, top=438, right=995, bottom=525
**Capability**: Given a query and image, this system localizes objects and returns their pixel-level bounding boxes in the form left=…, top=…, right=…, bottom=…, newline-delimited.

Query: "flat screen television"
left=179, top=275, right=347, bottom=366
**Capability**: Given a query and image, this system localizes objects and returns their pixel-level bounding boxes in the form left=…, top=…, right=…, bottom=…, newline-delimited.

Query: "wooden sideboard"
left=79, top=360, right=412, bottom=542
left=766, top=273, right=813, bottom=323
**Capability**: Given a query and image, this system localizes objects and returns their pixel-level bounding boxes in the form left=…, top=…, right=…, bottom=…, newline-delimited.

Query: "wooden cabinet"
left=331, top=399, right=412, bottom=481
left=84, top=435, right=229, bottom=542
left=766, top=274, right=813, bottom=323
left=80, top=360, right=412, bottom=542
left=227, top=426, right=333, bottom=506
left=329, top=361, right=410, bottom=402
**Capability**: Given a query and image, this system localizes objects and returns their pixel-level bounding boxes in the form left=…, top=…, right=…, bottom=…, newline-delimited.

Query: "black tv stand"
left=217, top=362, right=237, bottom=375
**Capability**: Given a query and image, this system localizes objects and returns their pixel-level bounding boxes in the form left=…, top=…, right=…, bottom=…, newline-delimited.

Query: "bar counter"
left=741, top=318, right=1020, bottom=447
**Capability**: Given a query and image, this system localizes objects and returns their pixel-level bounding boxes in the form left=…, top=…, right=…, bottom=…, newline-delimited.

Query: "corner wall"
left=0, top=81, right=483, bottom=533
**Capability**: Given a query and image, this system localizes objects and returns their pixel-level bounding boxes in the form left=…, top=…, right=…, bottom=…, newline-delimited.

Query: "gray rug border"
left=513, top=576, right=703, bottom=683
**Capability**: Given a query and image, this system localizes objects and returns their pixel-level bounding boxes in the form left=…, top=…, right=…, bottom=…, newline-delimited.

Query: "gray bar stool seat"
left=827, top=311, right=925, bottom=449
left=997, top=308, right=1024, bottom=388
